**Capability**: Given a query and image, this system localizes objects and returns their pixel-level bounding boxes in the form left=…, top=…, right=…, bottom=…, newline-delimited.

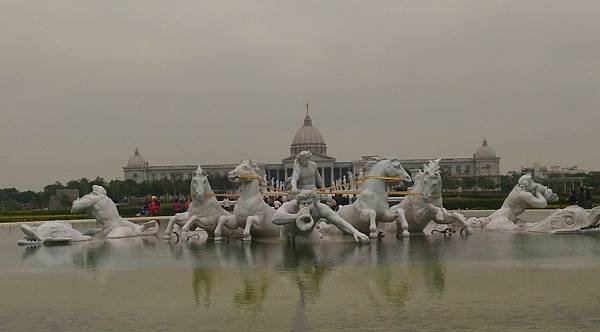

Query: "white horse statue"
left=214, top=160, right=280, bottom=241
left=72, top=185, right=159, bottom=238
left=390, top=159, right=473, bottom=235
left=336, top=157, right=412, bottom=238
left=163, top=166, right=240, bottom=240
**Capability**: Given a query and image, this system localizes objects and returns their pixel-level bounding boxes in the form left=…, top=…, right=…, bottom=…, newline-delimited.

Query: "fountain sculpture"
left=18, top=221, right=92, bottom=245
left=467, top=174, right=559, bottom=230
left=214, top=160, right=280, bottom=241
left=163, top=166, right=241, bottom=239
left=391, top=159, right=473, bottom=235
left=527, top=205, right=600, bottom=233
left=336, top=157, right=412, bottom=238
left=273, top=189, right=369, bottom=243
left=72, top=185, right=159, bottom=238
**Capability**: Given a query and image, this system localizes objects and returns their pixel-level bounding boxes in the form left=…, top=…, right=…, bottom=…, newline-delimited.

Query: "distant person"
left=273, top=199, right=281, bottom=209
left=569, top=191, right=578, bottom=205
left=577, top=187, right=587, bottom=208
left=137, top=202, right=149, bottom=217
left=585, top=188, right=593, bottom=209
left=172, top=199, right=183, bottom=214
left=350, top=194, right=357, bottom=203
left=149, top=196, right=160, bottom=216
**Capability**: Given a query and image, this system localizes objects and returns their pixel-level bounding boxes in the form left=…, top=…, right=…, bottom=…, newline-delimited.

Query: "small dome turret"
left=474, top=138, right=496, bottom=158
left=127, top=147, right=148, bottom=167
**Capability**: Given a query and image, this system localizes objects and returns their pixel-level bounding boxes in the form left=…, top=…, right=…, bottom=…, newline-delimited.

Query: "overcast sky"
left=1, top=0, right=599, bottom=190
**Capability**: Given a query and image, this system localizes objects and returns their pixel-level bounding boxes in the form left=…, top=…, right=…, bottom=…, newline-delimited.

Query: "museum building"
left=124, top=111, right=500, bottom=186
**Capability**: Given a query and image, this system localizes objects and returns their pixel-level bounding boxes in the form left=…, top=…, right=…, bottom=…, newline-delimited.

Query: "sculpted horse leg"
left=180, top=214, right=200, bottom=234
left=360, top=209, right=378, bottom=239
left=242, top=215, right=257, bottom=241
left=389, top=206, right=409, bottom=237
left=164, top=212, right=190, bottom=239
left=214, top=214, right=233, bottom=241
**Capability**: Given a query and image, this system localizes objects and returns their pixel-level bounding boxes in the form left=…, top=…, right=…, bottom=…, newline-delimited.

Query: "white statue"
left=164, top=166, right=241, bottom=240
left=358, top=169, right=364, bottom=178
left=71, top=185, right=159, bottom=238
left=348, top=172, right=354, bottom=189
left=390, top=159, right=473, bottom=235
left=528, top=206, right=600, bottom=233
left=342, top=175, right=347, bottom=189
left=273, top=190, right=369, bottom=243
left=467, top=174, right=559, bottom=230
left=214, top=160, right=280, bottom=241
left=18, top=221, right=91, bottom=245
left=336, top=157, right=412, bottom=238
left=289, top=151, right=324, bottom=193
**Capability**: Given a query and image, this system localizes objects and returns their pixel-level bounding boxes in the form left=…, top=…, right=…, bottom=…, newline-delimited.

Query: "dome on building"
left=474, top=138, right=496, bottom=158
left=290, top=108, right=327, bottom=156
left=127, top=147, right=148, bottom=167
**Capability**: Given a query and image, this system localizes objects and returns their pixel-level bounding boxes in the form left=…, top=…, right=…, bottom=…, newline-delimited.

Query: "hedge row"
left=0, top=206, right=176, bottom=223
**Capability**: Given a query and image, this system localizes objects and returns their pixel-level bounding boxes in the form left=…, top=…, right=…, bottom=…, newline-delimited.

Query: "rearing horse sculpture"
left=214, top=160, right=280, bottom=241
left=390, top=159, right=473, bottom=235
left=337, top=157, right=412, bottom=238
left=163, top=166, right=240, bottom=239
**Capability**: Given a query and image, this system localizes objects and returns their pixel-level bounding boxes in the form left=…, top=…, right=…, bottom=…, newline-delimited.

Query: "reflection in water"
left=20, top=236, right=160, bottom=272
left=8, top=220, right=600, bottom=331
left=280, top=243, right=334, bottom=332
left=192, top=268, right=213, bottom=307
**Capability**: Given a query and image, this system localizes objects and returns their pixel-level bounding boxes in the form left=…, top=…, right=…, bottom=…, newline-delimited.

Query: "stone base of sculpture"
left=18, top=221, right=92, bottom=246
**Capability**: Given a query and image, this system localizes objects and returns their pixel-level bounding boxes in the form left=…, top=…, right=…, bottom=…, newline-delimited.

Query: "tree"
left=462, top=177, right=477, bottom=191
left=478, top=177, right=497, bottom=191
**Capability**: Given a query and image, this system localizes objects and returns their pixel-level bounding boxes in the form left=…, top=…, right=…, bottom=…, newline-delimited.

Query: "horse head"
left=228, top=160, right=261, bottom=183
left=368, top=157, right=412, bottom=183
left=190, top=166, right=211, bottom=200
left=412, top=159, right=442, bottom=199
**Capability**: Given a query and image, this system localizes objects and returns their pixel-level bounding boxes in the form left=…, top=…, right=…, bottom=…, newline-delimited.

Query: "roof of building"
left=126, top=147, right=148, bottom=167
left=474, top=138, right=497, bottom=158
left=290, top=107, right=327, bottom=156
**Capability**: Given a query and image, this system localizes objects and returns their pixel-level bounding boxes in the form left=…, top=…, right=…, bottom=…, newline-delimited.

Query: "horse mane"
left=423, top=159, right=441, bottom=175
left=239, top=160, right=267, bottom=193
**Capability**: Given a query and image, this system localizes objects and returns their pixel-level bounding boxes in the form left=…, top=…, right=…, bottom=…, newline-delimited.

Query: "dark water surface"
left=1, top=221, right=600, bottom=331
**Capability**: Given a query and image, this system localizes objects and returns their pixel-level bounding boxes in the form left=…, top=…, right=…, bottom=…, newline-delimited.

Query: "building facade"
left=124, top=111, right=501, bottom=185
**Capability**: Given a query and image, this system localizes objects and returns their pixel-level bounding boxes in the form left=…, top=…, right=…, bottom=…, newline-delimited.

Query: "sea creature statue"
left=18, top=221, right=91, bottom=245
left=273, top=189, right=369, bottom=243
left=336, top=157, right=412, bottom=238
left=163, top=166, right=240, bottom=239
left=214, top=160, right=280, bottom=241
left=467, top=174, right=559, bottom=230
left=71, top=185, right=159, bottom=238
left=527, top=205, right=600, bottom=234
left=390, top=159, right=473, bottom=235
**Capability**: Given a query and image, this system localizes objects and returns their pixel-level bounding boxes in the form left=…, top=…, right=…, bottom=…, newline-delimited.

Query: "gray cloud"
left=1, top=0, right=599, bottom=190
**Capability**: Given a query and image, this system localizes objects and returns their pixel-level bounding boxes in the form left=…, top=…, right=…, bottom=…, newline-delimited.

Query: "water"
left=1, top=216, right=600, bottom=331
